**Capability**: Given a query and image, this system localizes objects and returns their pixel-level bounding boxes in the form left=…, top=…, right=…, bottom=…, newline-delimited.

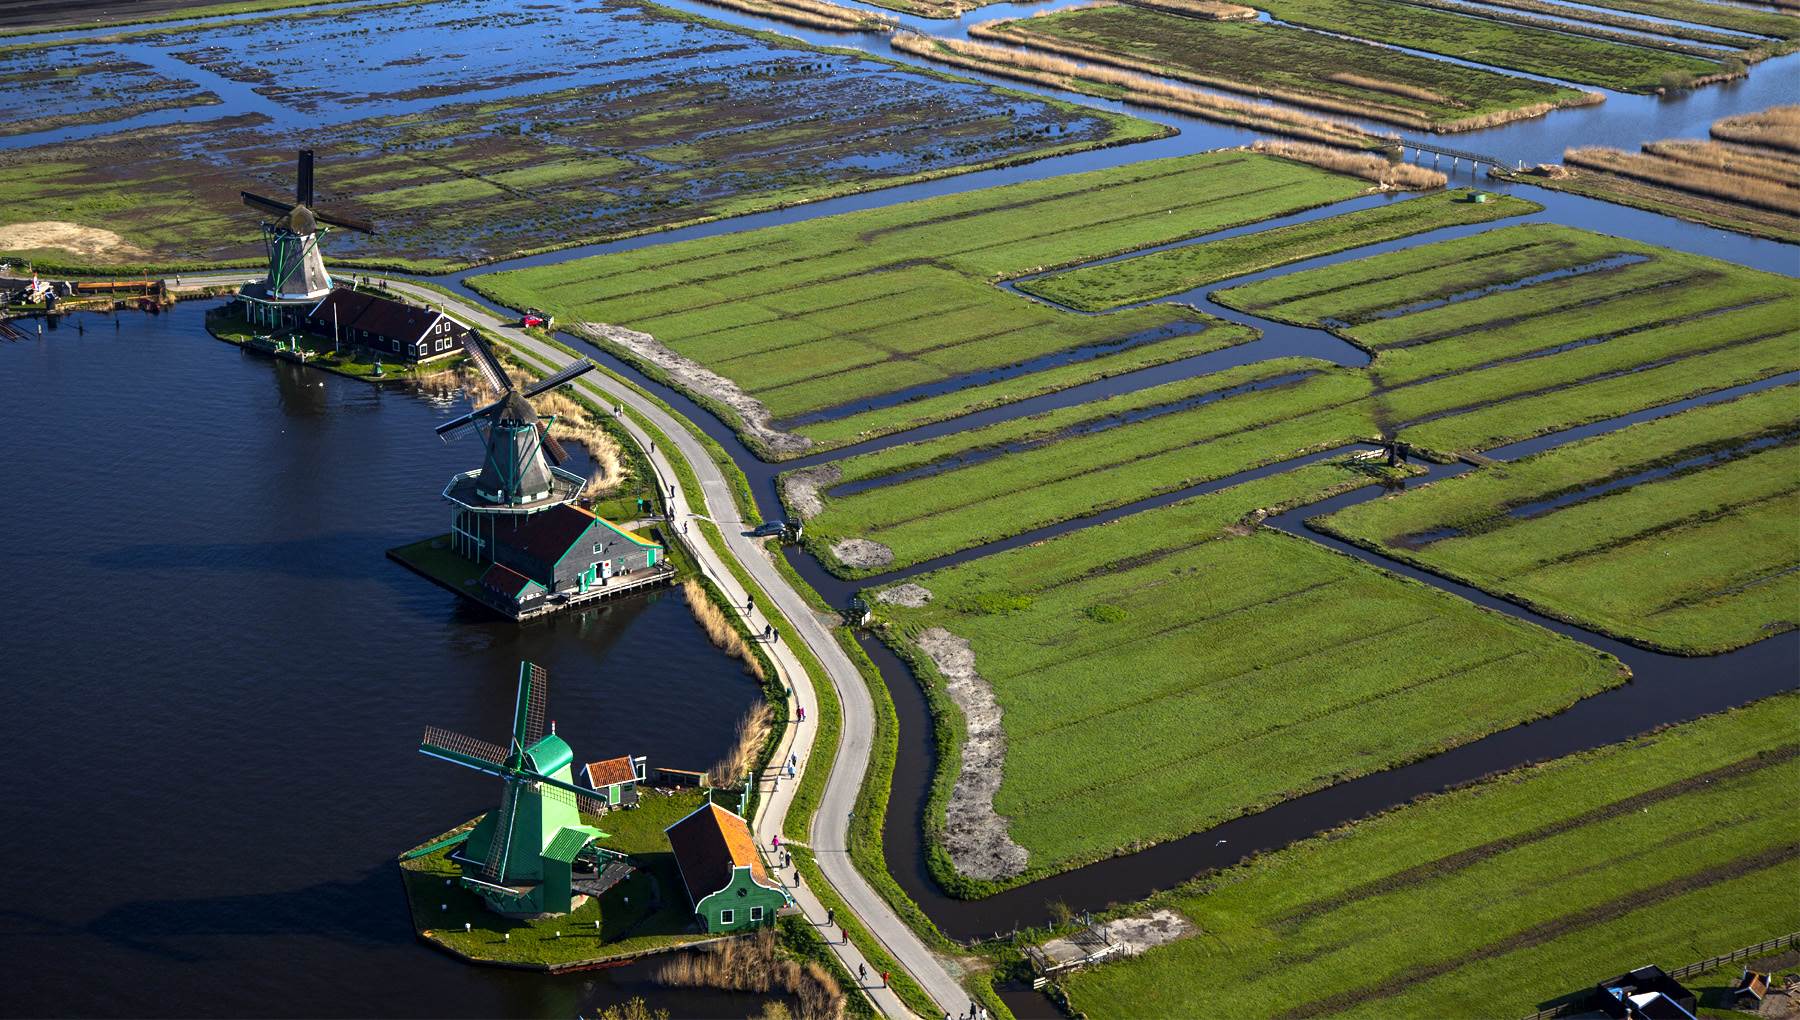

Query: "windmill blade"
left=481, top=781, right=522, bottom=881
left=530, top=769, right=614, bottom=817
left=435, top=397, right=505, bottom=438
left=521, top=359, right=594, bottom=398
left=242, top=191, right=295, bottom=217
left=421, top=726, right=511, bottom=775
left=458, top=332, right=511, bottom=394
left=513, top=661, right=548, bottom=747
left=296, top=148, right=314, bottom=207
left=314, top=209, right=375, bottom=235
left=537, top=422, right=570, bottom=466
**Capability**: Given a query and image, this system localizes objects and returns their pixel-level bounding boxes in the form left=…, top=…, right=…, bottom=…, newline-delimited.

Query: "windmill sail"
left=517, top=661, right=548, bottom=747
left=481, top=781, right=522, bottom=882
left=459, top=333, right=512, bottom=395
left=521, top=359, right=593, bottom=398
left=537, top=423, right=569, bottom=466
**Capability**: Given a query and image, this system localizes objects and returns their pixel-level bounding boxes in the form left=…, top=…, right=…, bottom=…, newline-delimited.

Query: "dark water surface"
left=0, top=307, right=763, bottom=1017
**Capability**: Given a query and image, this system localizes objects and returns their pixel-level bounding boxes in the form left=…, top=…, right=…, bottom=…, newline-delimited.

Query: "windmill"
left=420, top=660, right=615, bottom=916
left=439, top=332, right=592, bottom=526
left=1376, top=435, right=1414, bottom=467
left=241, top=149, right=373, bottom=302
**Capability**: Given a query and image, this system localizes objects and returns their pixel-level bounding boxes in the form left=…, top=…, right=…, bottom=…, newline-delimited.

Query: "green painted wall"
left=693, top=867, right=787, bottom=933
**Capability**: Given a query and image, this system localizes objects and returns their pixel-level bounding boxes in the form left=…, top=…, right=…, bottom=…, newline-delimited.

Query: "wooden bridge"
left=1388, top=138, right=1515, bottom=172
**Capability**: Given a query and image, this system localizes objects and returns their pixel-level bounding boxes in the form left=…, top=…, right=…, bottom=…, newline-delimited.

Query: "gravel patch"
left=917, top=627, right=1028, bottom=881
left=577, top=321, right=811, bottom=458
left=1099, top=909, right=1195, bottom=955
left=875, top=583, right=933, bottom=608
left=781, top=464, right=840, bottom=521
left=831, top=537, right=893, bottom=570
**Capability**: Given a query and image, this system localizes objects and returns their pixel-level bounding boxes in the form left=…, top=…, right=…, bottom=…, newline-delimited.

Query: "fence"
left=1518, top=932, right=1800, bottom=1020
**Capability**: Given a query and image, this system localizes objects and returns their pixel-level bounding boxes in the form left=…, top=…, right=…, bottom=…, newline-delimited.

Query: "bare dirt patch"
left=917, top=627, right=1028, bottom=881
left=578, top=322, right=811, bottom=458
left=781, top=464, right=840, bottom=521
left=1099, top=909, right=1196, bottom=954
left=0, top=221, right=148, bottom=261
left=875, top=582, right=933, bottom=607
left=830, top=537, right=894, bottom=570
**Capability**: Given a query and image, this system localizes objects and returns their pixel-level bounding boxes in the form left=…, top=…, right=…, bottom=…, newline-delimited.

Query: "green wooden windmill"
left=420, top=661, right=616, bottom=916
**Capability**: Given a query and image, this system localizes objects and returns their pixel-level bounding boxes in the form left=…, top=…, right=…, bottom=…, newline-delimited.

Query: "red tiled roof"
left=503, top=504, right=600, bottom=565
left=664, top=802, right=768, bottom=906
left=585, top=755, right=636, bottom=789
left=480, top=562, right=539, bottom=598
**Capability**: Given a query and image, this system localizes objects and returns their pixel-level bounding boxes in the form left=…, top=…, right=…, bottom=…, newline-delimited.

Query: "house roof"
left=481, top=562, right=541, bottom=599
left=503, top=504, right=602, bottom=565
left=307, top=288, right=446, bottom=344
left=585, top=755, right=637, bottom=789
left=542, top=827, right=593, bottom=864
left=664, top=801, right=769, bottom=906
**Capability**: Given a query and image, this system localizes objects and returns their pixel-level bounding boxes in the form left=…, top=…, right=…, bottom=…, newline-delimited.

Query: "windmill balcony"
left=442, top=467, right=584, bottom=514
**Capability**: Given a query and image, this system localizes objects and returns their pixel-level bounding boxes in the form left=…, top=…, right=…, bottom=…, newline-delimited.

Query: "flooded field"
left=0, top=0, right=1149, bottom=270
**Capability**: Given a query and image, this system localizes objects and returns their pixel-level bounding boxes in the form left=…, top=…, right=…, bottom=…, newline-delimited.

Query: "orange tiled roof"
left=665, top=801, right=769, bottom=905
left=584, top=755, right=636, bottom=789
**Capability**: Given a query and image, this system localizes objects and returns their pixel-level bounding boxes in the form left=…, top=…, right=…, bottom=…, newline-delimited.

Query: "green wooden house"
left=664, top=802, right=789, bottom=933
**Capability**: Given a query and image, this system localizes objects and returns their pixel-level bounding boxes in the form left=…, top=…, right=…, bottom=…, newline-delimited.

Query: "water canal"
left=0, top=306, right=763, bottom=1017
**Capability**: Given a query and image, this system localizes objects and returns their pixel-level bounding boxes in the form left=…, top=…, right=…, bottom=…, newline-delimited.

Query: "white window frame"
left=719, top=908, right=734, bottom=925
left=749, top=906, right=763, bottom=922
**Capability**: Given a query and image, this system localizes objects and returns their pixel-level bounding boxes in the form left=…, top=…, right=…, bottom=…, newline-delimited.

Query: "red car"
left=521, top=308, right=552, bottom=329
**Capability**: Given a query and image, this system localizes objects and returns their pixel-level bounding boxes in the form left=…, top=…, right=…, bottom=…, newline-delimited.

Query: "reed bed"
left=1458, top=0, right=1763, bottom=51
left=1564, top=146, right=1800, bottom=216
left=892, top=32, right=1379, bottom=147
left=1396, top=0, right=1749, bottom=60
left=709, top=701, right=774, bottom=792
left=1711, top=104, right=1800, bottom=155
left=658, top=929, right=845, bottom=1020
left=1326, top=72, right=1455, bottom=106
left=1121, top=0, right=1257, bottom=20
left=1641, top=139, right=1800, bottom=188
left=693, top=0, right=896, bottom=32
left=684, top=580, right=768, bottom=682
left=1250, top=140, right=1446, bottom=189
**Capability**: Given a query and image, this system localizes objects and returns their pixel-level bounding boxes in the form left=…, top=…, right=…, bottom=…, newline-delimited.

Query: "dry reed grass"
left=1641, top=139, right=1800, bottom=187
left=1711, top=104, right=1800, bottom=155
left=658, top=930, right=844, bottom=1020
left=693, top=0, right=895, bottom=32
left=1250, top=139, right=1447, bottom=189
left=1120, top=0, right=1257, bottom=18
left=685, top=579, right=768, bottom=682
left=1326, top=72, right=1455, bottom=107
left=1564, top=146, right=1800, bottom=215
left=708, top=701, right=775, bottom=792
left=894, top=32, right=1378, bottom=146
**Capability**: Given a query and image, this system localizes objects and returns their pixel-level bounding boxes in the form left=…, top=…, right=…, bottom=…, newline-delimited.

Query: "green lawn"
left=1255, top=0, right=1724, bottom=92
left=1319, top=384, right=1800, bottom=653
left=1214, top=223, right=1800, bottom=454
left=873, top=464, right=1626, bottom=888
left=1061, top=693, right=1800, bottom=1019
left=798, top=359, right=1376, bottom=574
left=977, top=5, right=1591, bottom=129
left=471, top=151, right=1371, bottom=456
left=1019, top=189, right=1540, bottom=311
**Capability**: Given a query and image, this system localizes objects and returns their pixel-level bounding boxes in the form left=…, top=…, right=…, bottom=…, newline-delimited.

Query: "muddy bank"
left=578, top=321, right=813, bottom=459
left=831, top=537, right=895, bottom=571
left=782, top=463, right=840, bottom=520
left=918, top=627, right=1029, bottom=882
left=876, top=582, right=933, bottom=608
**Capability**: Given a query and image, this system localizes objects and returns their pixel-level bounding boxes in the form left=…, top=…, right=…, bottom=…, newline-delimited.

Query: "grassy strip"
left=1320, top=384, right=1800, bottom=653
left=0, top=0, right=430, bottom=40
left=1256, top=0, right=1723, bottom=92
left=1020, top=189, right=1540, bottom=311
left=972, top=6, right=1591, bottom=129
left=872, top=461, right=1625, bottom=887
left=1578, top=0, right=1800, bottom=41
left=1496, top=160, right=1800, bottom=244
left=1060, top=693, right=1800, bottom=1019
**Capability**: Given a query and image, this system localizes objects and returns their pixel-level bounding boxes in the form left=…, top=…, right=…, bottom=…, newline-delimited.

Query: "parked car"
left=748, top=520, right=788, bottom=538
left=521, top=308, right=553, bottom=329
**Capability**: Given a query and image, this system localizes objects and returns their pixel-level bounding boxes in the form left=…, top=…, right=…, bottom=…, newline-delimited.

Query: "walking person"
left=881, top=971, right=889, bottom=989
left=771, top=834, right=780, bottom=851
left=858, top=963, right=866, bottom=983
left=793, top=868, right=801, bottom=888
left=825, top=907, right=834, bottom=926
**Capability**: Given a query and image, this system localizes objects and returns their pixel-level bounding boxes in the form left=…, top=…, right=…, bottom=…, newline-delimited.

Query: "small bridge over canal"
left=1388, top=138, right=1518, bottom=173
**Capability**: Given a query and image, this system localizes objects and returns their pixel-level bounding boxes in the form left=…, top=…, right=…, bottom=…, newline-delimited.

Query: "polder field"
left=1319, top=385, right=1800, bottom=654
left=969, top=4, right=1597, bottom=132
left=1059, top=694, right=1800, bottom=1019
left=470, top=151, right=1377, bottom=457
left=870, top=465, right=1628, bottom=889
left=0, top=0, right=1153, bottom=273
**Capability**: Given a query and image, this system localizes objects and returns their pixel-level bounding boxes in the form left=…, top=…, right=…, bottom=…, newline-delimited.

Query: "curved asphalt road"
left=171, top=273, right=959, bottom=1017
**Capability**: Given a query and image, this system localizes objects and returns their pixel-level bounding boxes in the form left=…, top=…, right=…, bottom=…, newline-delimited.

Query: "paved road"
left=186, top=273, right=963, bottom=1018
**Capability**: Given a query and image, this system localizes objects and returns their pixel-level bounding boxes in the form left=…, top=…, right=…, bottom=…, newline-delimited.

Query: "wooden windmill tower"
left=420, top=661, right=623, bottom=916
left=236, top=149, right=373, bottom=328
left=439, top=333, right=595, bottom=562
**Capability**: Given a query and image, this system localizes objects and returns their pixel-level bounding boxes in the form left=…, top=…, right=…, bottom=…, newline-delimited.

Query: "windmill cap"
left=524, top=732, right=573, bottom=775
left=496, top=391, right=539, bottom=425
left=287, top=205, right=317, bottom=234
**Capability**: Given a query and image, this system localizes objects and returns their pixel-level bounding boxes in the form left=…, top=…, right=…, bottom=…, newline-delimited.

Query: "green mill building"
left=664, top=802, right=790, bottom=934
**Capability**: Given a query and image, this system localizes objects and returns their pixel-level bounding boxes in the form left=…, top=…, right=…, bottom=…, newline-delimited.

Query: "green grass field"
left=1319, top=385, right=1800, bottom=653
left=799, top=359, right=1375, bottom=574
left=473, top=151, right=1372, bottom=456
left=1061, top=693, right=1800, bottom=1019
left=1215, top=223, right=1800, bottom=454
left=1256, top=0, right=1725, bottom=92
left=978, top=5, right=1592, bottom=128
left=873, top=464, right=1626, bottom=886
left=1019, top=189, right=1541, bottom=312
